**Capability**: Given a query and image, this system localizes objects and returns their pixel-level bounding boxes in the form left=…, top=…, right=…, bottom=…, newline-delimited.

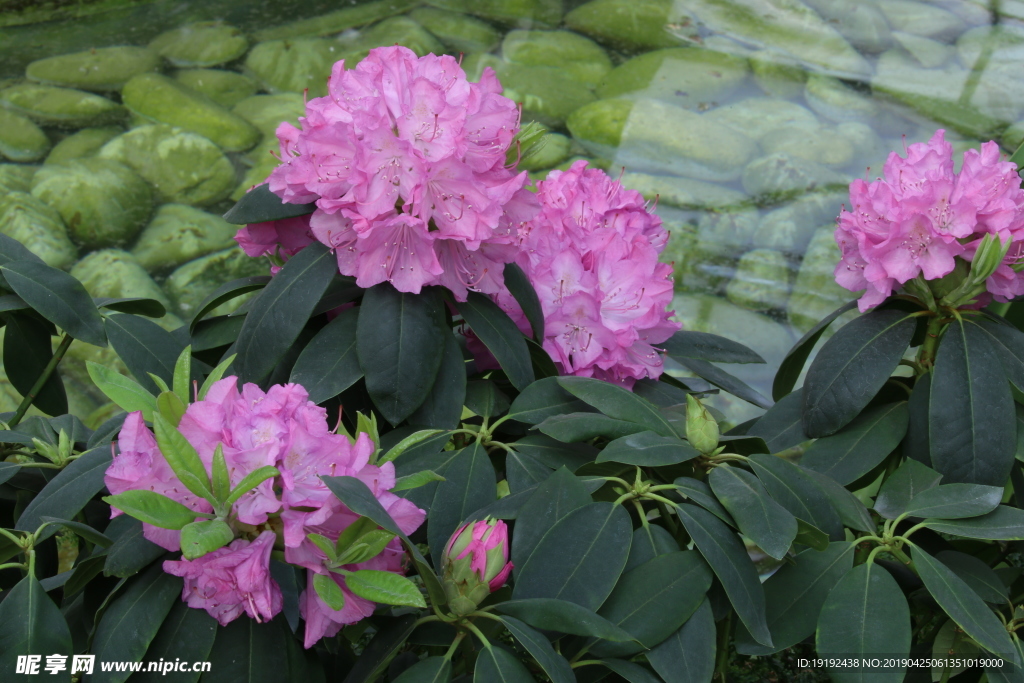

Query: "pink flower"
left=163, top=531, right=282, bottom=626
left=299, top=569, right=376, bottom=648
left=835, top=129, right=1024, bottom=310
left=240, top=46, right=539, bottom=299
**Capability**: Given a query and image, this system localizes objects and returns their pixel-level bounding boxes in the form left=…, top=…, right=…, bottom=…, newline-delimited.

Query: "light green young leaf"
left=172, top=345, right=192, bottom=405
left=224, top=466, right=280, bottom=507
left=147, top=373, right=171, bottom=394
left=308, top=533, right=338, bottom=562
left=198, top=353, right=236, bottom=401
left=211, top=443, right=230, bottom=504
left=336, top=529, right=396, bottom=565
left=380, top=429, right=445, bottom=464
left=392, top=470, right=446, bottom=492
left=156, top=391, right=187, bottom=427
left=345, top=570, right=427, bottom=608
left=86, top=361, right=156, bottom=420
left=153, top=413, right=213, bottom=503
left=314, top=573, right=346, bottom=611
left=180, top=519, right=234, bottom=560
left=103, top=490, right=202, bottom=530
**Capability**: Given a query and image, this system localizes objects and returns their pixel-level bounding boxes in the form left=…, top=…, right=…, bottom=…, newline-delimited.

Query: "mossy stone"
left=705, top=98, right=820, bottom=143
left=564, top=0, right=696, bottom=53
left=244, top=39, right=339, bottom=98
left=409, top=8, right=502, bottom=54
left=149, top=22, right=249, bottom=68
left=502, top=30, right=612, bottom=89
left=25, top=46, right=161, bottom=92
left=802, top=0, right=891, bottom=53
left=496, top=63, right=596, bottom=128
left=596, top=47, right=749, bottom=107
left=132, top=203, right=238, bottom=272
left=620, top=172, right=747, bottom=211
left=174, top=69, right=258, bottom=108
left=0, top=84, right=125, bottom=129
left=0, top=164, right=35, bottom=194
left=760, top=126, right=855, bottom=168
left=0, top=110, right=50, bottom=162
left=337, top=16, right=445, bottom=65
left=753, top=190, right=846, bottom=254
left=70, top=249, right=172, bottom=310
left=31, top=158, right=152, bottom=248
left=254, top=0, right=422, bottom=42
left=424, top=0, right=561, bottom=28
left=231, top=94, right=306, bottom=136
left=232, top=137, right=280, bottom=200
left=879, top=1, right=964, bottom=42
left=698, top=208, right=761, bottom=249
left=788, top=227, right=856, bottom=333
left=725, top=248, right=792, bottom=312
left=804, top=75, right=879, bottom=124
left=660, top=220, right=736, bottom=294
left=121, top=73, right=261, bottom=152
left=519, top=133, right=572, bottom=172
left=670, top=292, right=795, bottom=368
left=0, top=192, right=77, bottom=269
left=742, top=153, right=847, bottom=200
left=164, top=247, right=269, bottom=318
left=44, top=126, right=121, bottom=166
left=749, top=51, right=807, bottom=99
left=98, top=124, right=236, bottom=207
left=566, top=98, right=634, bottom=153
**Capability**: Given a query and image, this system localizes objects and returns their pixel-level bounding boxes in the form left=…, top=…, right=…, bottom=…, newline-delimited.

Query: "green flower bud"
left=685, top=394, right=719, bottom=454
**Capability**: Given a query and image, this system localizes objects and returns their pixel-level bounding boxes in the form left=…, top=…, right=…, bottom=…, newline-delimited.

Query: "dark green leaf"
left=39, top=516, right=112, bottom=548
left=525, top=336, right=559, bottom=379
left=662, top=330, right=765, bottom=364
left=736, top=542, right=855, bottom=655
left=64, top=553, right=107, bottom=597
left=632, top=378, right=691, bottom=408
left=676, top=503, right=771, bottom=647
left=903, top=483, right=1003, bottom=519
left=624, top=523, right=680, bottom=573
left=342, top=615, right=418, bottom=683
left=507, top=377, right=592, bottom=425
left=773, top=300, right=858, bottom=401
left=505, top=449, right=553, bottom=494
left=222, top=183, right=316, bottom=224
left=801, top=469, right=875, bottom=533
left=191, top=315, right=245, bottom=352
left=937, top=550, right=1008, bottom=604
left=816, top=562, right=910, bottom=683
left=923, top=506, right=1024, bottom=540
left=358, top=284, right=447, bottom=425
left=802, top=309, right=916, bottom=437
left=931, top=319, right=1016, bottom=485
left=426, top=441, right=496, bottom=568
left=597, top=659, right=661, bottom=683
left=473, top=645, right=534, bottom=683
left=407, top=329, right=466, bottom=430
left=16, top=446, right=111, bottom=531
left=904, top=370, right=931, bottom=465
left=0, top=575, right=73, bottom=681
left=464, top=380, right=510, bottom=420
left=91, top=563, right=181, bottom=683
left=911, top=543, right=1018, bottom=660
left=3, top=312, right=67, bottom=415
left=204, top=616, right=289, bottom=683
left=288, top=307, right=361, bottom=403
left=873, top=458, right=942, bottom=520
left=0, top=233, right=45, bottom=264
left=537, top=413, right=646, bottom=442
left=793, top=518, right=830, bottom=551
left=557, top=377, right=678, bottom=437
left=189, top=276, right=271, bottom=332
left=647, top=599, right=715, bottom=683
left=673, top=357, right=772, bottom=409
left=94, top=297, right=167, bottom=318
left=673, top=478, right=735, bottom=527
left=510, top=434, right=596, bottom=472
left=591, top=551, right=714, bottom=657
left=511, top=467, right=592, bottom=571
left=513, top=502, right=632, bottom=611
left=800, top=402, right=909, bottom=485
left=708, top=465, right=797, bottom=560
left=498, top=616, right=574, bottom=683
left=493, top=598, right=636, bottom=641
left=131, top=600, right=217, bottom=683
left=393, top=657, right=452, bottom=683
left=503, top=262, right=544, bottom=342
left=748, top=454, right=843, bottom=540
left=454, top=292, right=534, bottom=391
left=596, top=431, right=699, bottom=466
left=0, top=461, right=19, bottom=486
left=1, top=260, right=107, bottom=346
left=105, top=313, right=185, bottom=394
left=747, top=389, right=808, bottom=453
left=103, top=517, right=165, bottom=577
left=974, top=317, right=1024, bottom=391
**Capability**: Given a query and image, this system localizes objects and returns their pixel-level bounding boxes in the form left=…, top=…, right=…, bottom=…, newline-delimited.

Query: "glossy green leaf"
left=289, top=307, right=362, bottom=403
left=426, top=442, right=495, bottom=567
left=393, top=657, right=452, bottom=683
left=509, top=434, right=595, bottom=472
left=931, top=319, right=1016, bottom=485
left=473, top=645, right=534, bottom=683
left=345, top=569, right=426, bottom=608
left=800, top=402, right=909, bottom=485
left=816, top=562, right=910, bottom=683
left=673, top=477, right=735, bottom=527
left=180, top=519, right=235, bottom=560
left=673, top=356, right=772, bottom=409
left=1, top=259, right=106, bottom=346
left=104, top=313, right=185, bottom=394
left=204, top=615, right=289, bottom=683
left=511, top=467, right=593, bottom=572
left=558, top=376, right=679, bottom=437
left=91, top=563, right=181, bottom=683
left=647, top=598, right=716, bottom=683
left=598, top=659, right=661, bottom=683
left=923, top=505, right=1024, bottom=540
left=493, top=598, right=635, bottom=641
left=911, top=543, right=1018, bottom=661
left=902, top=482, right=1003, bottom=519
left=676, top=503, right=771, bottom=647
left=103, top=490, right=202, bottom=530
left=464, top=380, right=510, bottom=420
left=223, top=183, right=316, bottom=224
left=156, top=390, right=187, bottom=426
left=131, top=600, right=217, bottom=683
left=343, top=615, right=418, bottom=683
left=537, top=412, right=646, bottom=442
left=15, top=446, right=111, bottom=532
left=794, top=518, right=830, bottom=551
left=773, top=300, right=858, bottom=401
left=0, top=461, right=19, bottom=486
left=3, top=312, right=67, bottom=415
left=748, top=454, right=844, bottom=540
left=358, top=284, right=447, bottom=425
left=454, top=291, right=534, bottom=390
left=708, top=465, right=797, bottom=560
left=736, top=542, right=855, bottom=655
left=498, top=616, right=574, bottom=683
left=904, top=370, right=931, bottom=465
left=39, top=516, right=112, bottom=548
left=624, top=524, right=680, bottom=573
left=802, top=308, right=915, bottom=437
left=596, top=430, right=700, bottom=466
left=95, top=296, right=166, bottom=318
left=87, top=360, right=157, bottom=419
left=505, top=449, right=553, bottom=494
left=171, top=344, right=191, bottom=403
left=973, top=317, right=1024, bottom=391
left=513, top=502, right=632, bottom=611
left=747, top=389, right=808, bottom=453
left=937, top=550, right=1008, bottom=604
left=873, top=458, right=942, bottom=520
left=662, top=329, right=765, bottom=364
left=103, top=516, right=165, bottom=578
left=407, top=329, right=466, bottom=430
left=188, top=276, right=271, bottom=332
left=0, top=575, right=73, bottom=681
left=313, top=573, right=346, bottom=611
left=507, top=376, right=592, bottom=425
left=591, top=551, right=714, bottom=657
left=632, top=378, right=691, bottom=408
left=503, top=262, right=544, bottom=342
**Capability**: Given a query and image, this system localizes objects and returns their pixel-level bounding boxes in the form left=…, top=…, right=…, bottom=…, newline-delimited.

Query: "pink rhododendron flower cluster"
left=475, top=160, right=680, bottom=388
left=104, top=379, right=424, bottom=646
left=836, top=129, right=1024, bottom=311
left=235, top=45, right=539, bottom=300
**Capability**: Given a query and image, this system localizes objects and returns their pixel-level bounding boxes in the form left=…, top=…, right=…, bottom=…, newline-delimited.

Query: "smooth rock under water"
left=0, top=164, right=35, bottom=194
left=244, top=38, right=339, bottom=98
left=148, top=22, right=249, bottom=67
left=231, top=93, right=306, bottom=136
left=253, top=0, right=421, bottom=41
left=698, top=207, right=761, bottom=248
left=662, top=220, right=738, bottom=294
left=409, top=8, right=502, bottom=54
left=725, top=247, right=792, bottom=312
left=502, top=29, right=612, bottom=89
left=0, top=84, right=125, bottom=128
left=424, top=0, right=562, bottom=29
left=742, top=152, right=846, bottom=201
left=564, top=0, right=699, bottom=52
left=336, top=16, right=446, bottom=64
left=596, top=47, right=749, bottom=108
left=25, top=46, right=161, bottom=92
left=31, top=158, right=152, bottom=248
left=70, top=249, right=172, bottom=310
left=749, top=50, right=807, bottom=99
left=670, top=291, right=795, bottom=367
left=705, top=97, right=820, bottom=143
left=804, top=74, right=879, bottom=124
left=878, top=0, right=965, bottom=42
left=174, top=69, right=258, bottom=108
left=0, top=110, right=50, bottom=162
left=495, top=63, right=596, bottom=128
left=760, top=126, right=856, bottom=168
left=621, top=172, right=747, bottom=210
left=801, top=0, right=891, bottom=53
left=788, top=226, right=856, bottom=333
left=164, top=247, right=269, bottom=318
left=754, top=190, right=846, bottom=254
left=0, top=192, right=77, bottom=269
left=233, top=137, right=280, bottom=200
left=121, top=73, right=261, bottom=152
left=132, top=203, right=239, bottom=272
left=44, top=126, right=122, bottom=166
left=98, top=124, right=236, bottom=207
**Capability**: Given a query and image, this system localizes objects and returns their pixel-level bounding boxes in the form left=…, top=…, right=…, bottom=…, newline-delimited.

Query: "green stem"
left=9, top=333, right=73, bottom=429
left=463, top=621, right=492, bottom=649
left=443, top=632, right=467, bottom=661
left=570, top=660, right=604, bottom=669
left=632, top=499, right=650, bottom=528
left=715, top=613, right=731, bottom=683
left=655, top=500, right=680, bottom=535
left=0, top=562, right=27, bottom=571
left=916, top=317, right=947, bottom=372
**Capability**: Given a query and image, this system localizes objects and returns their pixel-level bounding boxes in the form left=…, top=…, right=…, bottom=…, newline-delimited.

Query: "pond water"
left=0, top=0, right=1017, bottom=422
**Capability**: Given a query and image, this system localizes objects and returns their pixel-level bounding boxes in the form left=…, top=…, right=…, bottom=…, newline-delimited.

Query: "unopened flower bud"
left=969, top=234, right=1011, bottom=285
left=441, top=517, right=512, bottom=615
left=686, top=394, right=719, bottom=454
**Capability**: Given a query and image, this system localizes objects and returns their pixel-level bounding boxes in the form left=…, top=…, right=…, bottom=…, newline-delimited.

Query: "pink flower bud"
left=442, top=517, right=513, bottom=614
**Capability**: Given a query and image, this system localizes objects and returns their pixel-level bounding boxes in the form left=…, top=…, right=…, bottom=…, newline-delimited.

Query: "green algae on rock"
left=496, top=62, right=596, bottom=128
left=879, top=0, right=964, bottom=42
left=425, top=0, right=562, bottom=29
left=0, top=192, right=77, bottom=269
left=164, top=247, right=269, bottom=318
left=502, top=30, right=612, bottom=89
left=760, top=126, right=855, bottom=168
left=132, top=203, right=239, bottom=272
left=596, top=47, right=749, bottom=108
left=25, top=46, right=162, bottom=92
left=98, top=124, right=236, bottom=207
left=336, top=16, right=445, bottom=65
left=44, top=126, right=122, bottom=166
left=0, top=84, right=125, bottom=128
left=788, top=226, right=856, bottom=333
left=802, top=0, right=891, bottom=53
left=566, top=98, right=633, bottom=155
left=725, top=248, right=792, bottom=312
left=741, top=153, right=846, bottom=201
left=121, top=73, right=261, bottom=152
left=70, top=249, right=172, bottom=310
left=564, top=0, right=698, bottom=52
left=0, top=164, right=35, bottom=194
left=621, top=172, right=747, bottom=211
left=231, top=93, right=306, bottom=136
left=174, top=69, right=258, bottom=108
left=705, top=97, right=820, bottom=142
left=0, top=110, right=50, bottom=162
left=31, top=158, right=152, bottom=248
left=749, top=50, right=807, bottom=99
left=149, top=22, right=249, bottom=67
left=804, top=74, right=879, bottom=124
left=233, top=137, right=280, bottom=200
left=244, top=38, right=339, bottom=98
left=254, top=0, right=422, bottom=41
left=754, top=190, right=846, bottom=253
left=518, top=132, right=572, bottom=172
left=409, top=8, right=502, bottom=54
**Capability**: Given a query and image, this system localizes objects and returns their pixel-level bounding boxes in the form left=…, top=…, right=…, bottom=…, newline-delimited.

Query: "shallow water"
left=0, top=0, right=1016, bottom=421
